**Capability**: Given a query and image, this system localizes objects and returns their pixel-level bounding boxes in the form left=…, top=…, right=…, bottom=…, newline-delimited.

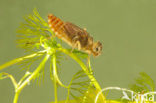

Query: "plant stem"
left=1, top=73, right=18, bottom=88
left=57, top=48, right=105, bottom=101
left=9, top=74, right=18, bottom=89
left=13, top=91, right=20, bottom=103
left=13, top=54, right=50, bottom=103
left=52, top=53, right=58, bottom=103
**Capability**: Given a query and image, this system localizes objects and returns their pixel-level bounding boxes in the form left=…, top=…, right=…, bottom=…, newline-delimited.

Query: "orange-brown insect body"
left=48, top=14, right=102, bottom=56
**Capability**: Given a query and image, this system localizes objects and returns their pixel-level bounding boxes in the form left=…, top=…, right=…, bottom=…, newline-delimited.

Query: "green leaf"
left=16, top=8, right=54, bottom=52
left=72, top=49, right=88, bottom=59
left=0, top=50, right=46, bottom=71
left=65, top=49, right=88, bottom=60
left=50, top=86, right=105, bottom=103
left=17, top=53, right=43, bottom=71
left=66, top=70, right=93, bottom=102
left=129, top=72, right=155, bottom=93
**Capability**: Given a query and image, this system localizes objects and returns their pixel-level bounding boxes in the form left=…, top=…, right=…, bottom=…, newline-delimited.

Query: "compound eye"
left=96, top=47, right=99, bottom=52
left=93, top=47, right=100, bottom=52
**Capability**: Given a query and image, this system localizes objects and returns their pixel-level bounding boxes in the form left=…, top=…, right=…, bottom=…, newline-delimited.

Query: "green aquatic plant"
left=128, top=72, right=155, bottom=102
left=116, top=72, right=155, bottom=103
left=1, top=8, right=155, bottom=103
left=0, top=9, right=105, bottom=103
left=129, top=72, right=155, bottom=93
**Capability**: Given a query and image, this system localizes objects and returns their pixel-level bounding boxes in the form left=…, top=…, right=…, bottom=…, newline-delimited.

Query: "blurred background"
left=0, top=0, right=156, bottom=102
